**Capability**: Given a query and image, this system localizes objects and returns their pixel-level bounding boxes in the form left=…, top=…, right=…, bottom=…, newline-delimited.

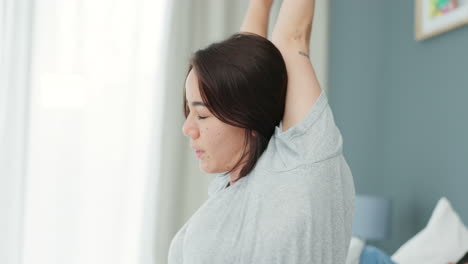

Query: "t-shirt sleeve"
left=272, top=88, right=343, bottom=166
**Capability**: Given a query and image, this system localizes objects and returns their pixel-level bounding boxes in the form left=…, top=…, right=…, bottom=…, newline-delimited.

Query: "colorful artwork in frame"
left=415, top=0, right=468, bottom=40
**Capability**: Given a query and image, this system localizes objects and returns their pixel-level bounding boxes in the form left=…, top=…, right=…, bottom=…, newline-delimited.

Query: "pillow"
left=346, top=236, right=366, bottom=264
left=391, top=197, right=468, bottom=264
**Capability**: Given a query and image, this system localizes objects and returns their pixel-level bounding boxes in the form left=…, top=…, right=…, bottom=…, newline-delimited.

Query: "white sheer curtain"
left=1, top=0, right=169, bottom=263
left=23, top=0, right=169, bottom=263
left=0, top=0, right=33, bottom=263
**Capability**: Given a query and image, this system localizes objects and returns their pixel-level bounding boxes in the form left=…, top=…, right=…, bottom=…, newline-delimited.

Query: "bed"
left=345, top=197, right=468, bottom=264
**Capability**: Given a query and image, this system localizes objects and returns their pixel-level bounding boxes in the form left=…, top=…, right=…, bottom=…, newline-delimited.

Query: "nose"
left=182, top=116, right=200, bottom=139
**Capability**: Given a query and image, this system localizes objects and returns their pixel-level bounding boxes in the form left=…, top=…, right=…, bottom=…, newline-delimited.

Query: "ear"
left=251, top=130, right=256, bottom=136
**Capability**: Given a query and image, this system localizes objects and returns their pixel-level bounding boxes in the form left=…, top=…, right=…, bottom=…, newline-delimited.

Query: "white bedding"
left=346, top=197, right=468, bottom=264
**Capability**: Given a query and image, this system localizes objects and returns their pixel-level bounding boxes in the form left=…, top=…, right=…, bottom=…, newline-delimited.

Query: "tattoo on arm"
left=298, top=51, right=310, bottom=58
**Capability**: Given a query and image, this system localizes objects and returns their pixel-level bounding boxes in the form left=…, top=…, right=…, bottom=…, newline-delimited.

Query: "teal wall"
left=329, top=0, right=468, bottom=254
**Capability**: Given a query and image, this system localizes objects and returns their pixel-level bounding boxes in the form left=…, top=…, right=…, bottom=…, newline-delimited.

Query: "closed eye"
left=185, top=108, right=208, bottom=120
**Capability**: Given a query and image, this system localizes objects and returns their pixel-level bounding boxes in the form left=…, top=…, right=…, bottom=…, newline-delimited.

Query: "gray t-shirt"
left=168, top=88, right=355, bottom=264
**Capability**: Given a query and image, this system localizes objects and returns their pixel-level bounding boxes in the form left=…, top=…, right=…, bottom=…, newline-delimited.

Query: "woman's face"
left=182, top=69, right=248, bottom=177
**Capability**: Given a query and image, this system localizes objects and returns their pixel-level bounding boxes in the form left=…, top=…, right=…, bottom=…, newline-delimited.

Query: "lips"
left=192, top=145, right=204, bottom=151
left=195, top=150, right=205, bottom=158
left=192, top=145, right=204, bottom=158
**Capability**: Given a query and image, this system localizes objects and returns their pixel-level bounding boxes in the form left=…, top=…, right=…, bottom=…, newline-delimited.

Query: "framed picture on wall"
left=415, top=0, right=468, bottom=41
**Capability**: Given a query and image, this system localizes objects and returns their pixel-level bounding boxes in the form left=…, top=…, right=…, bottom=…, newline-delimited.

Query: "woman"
left=168, top=0, right=355, bottom=263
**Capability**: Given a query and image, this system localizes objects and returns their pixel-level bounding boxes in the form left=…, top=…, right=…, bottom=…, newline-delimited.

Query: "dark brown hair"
left=183, top=32, right=287, bottom=183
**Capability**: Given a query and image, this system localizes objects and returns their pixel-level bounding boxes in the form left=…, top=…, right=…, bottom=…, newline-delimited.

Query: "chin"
left=200, top=165, right=224, bottom=174
left=199, top=163, right=214, bottom=173
left=202, top=168, right=219, bottom=174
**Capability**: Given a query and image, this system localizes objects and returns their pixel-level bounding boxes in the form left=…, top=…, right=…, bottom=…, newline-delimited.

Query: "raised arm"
left=272, top=0, right=315, bottom=49
left=240, top=0, right=274, bottom=38
left=271, top=0, right=322, bottom=132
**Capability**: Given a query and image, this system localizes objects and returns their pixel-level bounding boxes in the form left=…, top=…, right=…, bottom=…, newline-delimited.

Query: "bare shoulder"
left=272, top=39, right=322, bottom=132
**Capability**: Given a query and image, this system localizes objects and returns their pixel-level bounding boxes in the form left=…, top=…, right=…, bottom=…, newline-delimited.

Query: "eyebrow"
left=186, top=100, right=206, bottom=107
